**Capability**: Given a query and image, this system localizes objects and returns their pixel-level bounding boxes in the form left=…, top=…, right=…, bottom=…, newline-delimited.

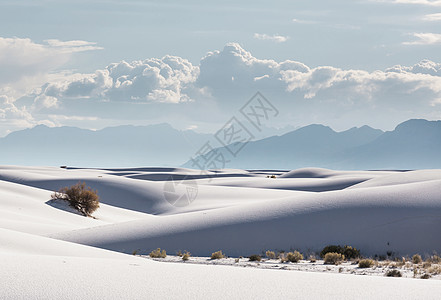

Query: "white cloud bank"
left=376, top=0, right=441, bottom=6
left=253, top=33, right=289, bottom=43
left=2, top=42, right=441, bottom=135
left=423, top=13, right=441, bottom=21
left=403, top=33, right=441, bottom=45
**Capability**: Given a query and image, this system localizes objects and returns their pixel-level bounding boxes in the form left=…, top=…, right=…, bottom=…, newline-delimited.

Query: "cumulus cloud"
left=34, top=55, right=198, bottom=104
left=375, top=0, right=441, bottom=6
left=403, top=33, right=441, bottom=45
left=3, top=42, right=441, bottom=135
left=423, top=13, right=441, bottom=21
left=0, top=36, right=102, bottom=100
left=253, top=33, right=289, bottom=43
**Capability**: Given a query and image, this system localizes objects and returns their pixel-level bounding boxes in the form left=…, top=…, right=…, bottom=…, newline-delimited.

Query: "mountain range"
left=0, top=119, right=440, bottom=170
left=183, top=119, right=441, bottom=170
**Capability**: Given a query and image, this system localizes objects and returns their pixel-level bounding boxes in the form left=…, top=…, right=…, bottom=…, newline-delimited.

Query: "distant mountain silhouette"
left=0, top=124, right=211, bottom=167
left=2, top=119, right=440, bottom=169
left=183, top=119, right=441, bottom=170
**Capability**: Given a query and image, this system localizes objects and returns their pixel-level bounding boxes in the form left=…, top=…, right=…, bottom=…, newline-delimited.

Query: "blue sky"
left=1, top=0, right=441, bottom=136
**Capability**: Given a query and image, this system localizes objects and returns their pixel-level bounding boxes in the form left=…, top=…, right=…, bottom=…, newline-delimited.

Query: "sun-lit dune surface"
left=1, top=165, right=441, bottom=298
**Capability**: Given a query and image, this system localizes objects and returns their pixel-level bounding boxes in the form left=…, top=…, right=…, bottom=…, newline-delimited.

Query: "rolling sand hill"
left=1, top=166, right=441, bottom=299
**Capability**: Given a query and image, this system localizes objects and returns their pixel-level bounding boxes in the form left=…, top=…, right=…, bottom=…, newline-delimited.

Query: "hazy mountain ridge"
left=0, top=123, right=211, bottom=167
left=1, top=119, right=440, bottom=169
left=183, top=119, right=441, bottom=170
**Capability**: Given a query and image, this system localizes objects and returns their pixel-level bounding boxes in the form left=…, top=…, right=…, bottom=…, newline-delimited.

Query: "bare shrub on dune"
left=386, top=270, right=402, bottom=277
left=412, top=254, right=422, bottom=264
left=211, top=251, right=225, bottom=259
left=324, top=252, right=345, bottom=265
left=265, top=250, right=276, bottom=259
left=249, top=254, right=262, bottom=262
left=182, top=251, right=191, bottom=261
left=51, top=182, right=99, bottom=217
left=149, top=248, right=167, bottom=258
left=358, top=259, right=375, bottom=268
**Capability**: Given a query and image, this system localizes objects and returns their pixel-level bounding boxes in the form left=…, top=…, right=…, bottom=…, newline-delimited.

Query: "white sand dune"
left=1, top=165, right=441, bottom=298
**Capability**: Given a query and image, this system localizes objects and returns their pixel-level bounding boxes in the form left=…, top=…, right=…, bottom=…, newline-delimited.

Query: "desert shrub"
left=420, top=274, right=431, bottom=279
left=52, top=182, right=99, bottom=217
left=285, top=251, right=303, bottom=263
left=265, top=250, right=276, bottom=259
left=320, top=245, right=360, bottom=260
left=149, top=248, right=167, bottom=258
left=428, top=255, right=441, bottom=264
left=249, top=254, right=262, bottom=262
left=176, top=250, right=183, bottom=257
left=412, top=254, right=422, bottom=264
left=182, top=251, right=191, bottom=261
left=343, top=246, right=360, bottom=259
left=358, top=259, right=375, bottom=268
left=309, top=255, right=317, bottom=263
left=211, top=250, right=225, bottom=259
left=386, top=270, right=402, bottom=277
left=270, top=175, right=276, bottom=179
left=324, top=252, right=345, bottom=265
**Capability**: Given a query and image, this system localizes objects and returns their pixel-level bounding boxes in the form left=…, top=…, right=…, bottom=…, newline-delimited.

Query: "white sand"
left=1, top=166, right=440, bottom=299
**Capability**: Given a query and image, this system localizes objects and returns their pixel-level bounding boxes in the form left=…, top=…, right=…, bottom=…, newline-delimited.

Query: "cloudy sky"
left=1, top=0, right=441, bottom=136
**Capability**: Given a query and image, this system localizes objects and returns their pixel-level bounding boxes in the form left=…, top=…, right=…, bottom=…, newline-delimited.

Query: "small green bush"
left=149, top=248, right=167, bottom=258
left=265, top=250, right=276, bottom=259
left=52, top=182, right=100, bottom=217
left=182, top=251, right=191, bottom=261
left=386, top=270, right=402, bottom=277
left=249, top=254, right=262, bottom=262
left=412, top=254, right=422, bottom=264
left=358, top=259, right=375, bottom=268
left=211, top=250, right=225, bottom=259
left=324, top=252, right=345, bottom=265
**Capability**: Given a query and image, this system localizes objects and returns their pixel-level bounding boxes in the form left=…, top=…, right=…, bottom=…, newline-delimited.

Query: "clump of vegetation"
left=412, top=254, right=422, bottom=264
left=176, top=250, right=183, bottom=257
left=281, top=251, right=303, bottom=263
left=51, top=182, right=100, bottom=217
left=358, top=259, right=375, bottom=268
left=420, top=274, right=431, bottom=279
left=182, top=251, right=191, bottom=261
left=211, top=250, right=225, bottom=259
left=265, top=250, right=276, bottom=259
left=320, top=245, right=360, bottom=260
left=324, top=252, right=345, bottom=265
left=249, top=254, right=262, bottom=262
left=385, top=270, right=402, bottom=277
left=309, top=255, right=317, bottom=263
left=149, top=248, right=167, bottom=258
left=428, top=255, right=441, bottom=264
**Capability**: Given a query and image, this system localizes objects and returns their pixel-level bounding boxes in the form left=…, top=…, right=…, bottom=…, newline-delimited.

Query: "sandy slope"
left=1, top=166, right=441, bottom=298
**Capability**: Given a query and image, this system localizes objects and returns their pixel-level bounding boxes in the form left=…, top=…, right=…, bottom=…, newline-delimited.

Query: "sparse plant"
left=235, top=258, right=240, bottom=263
left=358, top=259, right=375, bottom=268
left=265, top=250, right=276, bottom=259
left=149, top=248, right=167, bottom=258
left=309, top=255, right=317, bottom=263
left=324, top=252, right=344, bottom=265
left=320, top=245, right=360, bottom=260
left=51, top=182, right=100, bottom=217
left=270, top=175, right=276, bottom=179
left=182, top=251, right=191, bottom=261
left=285, top=251, right=303, bottom=263
left=249, top=254, right=262, bottom=262
left=412, top=254, right=422, bottom=264
left=132, top=250, right=138, bottom=256
left=176, top=250, right=183, bottom=257
left=386, top=270, right=402, bottom=277
left=211, top=250, right=225, bottom=259
left=420, top=274, right=431, bottom=279
left=428, top=255, right=441, bottom=264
